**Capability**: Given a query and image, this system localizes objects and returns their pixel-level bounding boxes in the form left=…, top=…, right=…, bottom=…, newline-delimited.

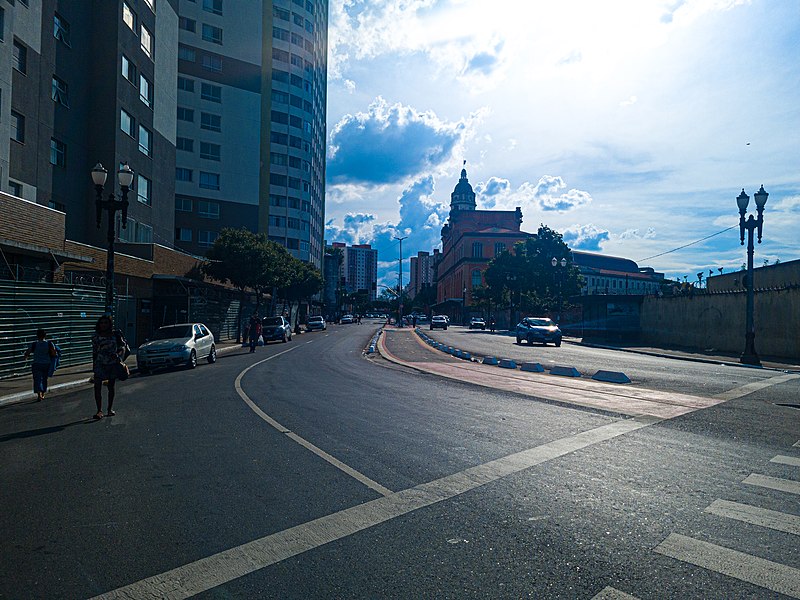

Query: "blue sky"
left=323, top=0, right=800, bottom=287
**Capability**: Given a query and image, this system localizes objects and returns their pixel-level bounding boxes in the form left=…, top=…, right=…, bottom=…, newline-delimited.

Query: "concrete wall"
left=640, top=289, right=800, bottom=360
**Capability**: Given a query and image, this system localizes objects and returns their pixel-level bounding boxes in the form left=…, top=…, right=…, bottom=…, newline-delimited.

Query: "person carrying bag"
left=91, top=316, right=127, bottom=420
left=23, top=328, right=57, bottom=402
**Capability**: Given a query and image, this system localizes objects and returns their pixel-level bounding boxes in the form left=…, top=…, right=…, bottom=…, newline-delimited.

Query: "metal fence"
left=0, top=280, right=107, bottom=379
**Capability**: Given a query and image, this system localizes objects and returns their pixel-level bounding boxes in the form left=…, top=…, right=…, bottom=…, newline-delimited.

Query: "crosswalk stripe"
left=654, top=533, right=800, bottom=598
left=705, top=499, right=800, bottom=535
left=772, top=455, right=800, bottom=467
left=794, top=440, right=800, bottom=448
left=743, top=473, right=800, bottom=495
left=591, top=586, right=641, bottom=599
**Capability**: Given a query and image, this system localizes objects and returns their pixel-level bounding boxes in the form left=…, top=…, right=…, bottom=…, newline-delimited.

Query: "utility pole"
left=394, top=235, right=407, bottom=327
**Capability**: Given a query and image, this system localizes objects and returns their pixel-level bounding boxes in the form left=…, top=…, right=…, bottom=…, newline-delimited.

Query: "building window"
left=123, top=3, right=136, bottom=31
left=53, top=13, right=70, bottom=45
left=144, top=0, right=155, bottom=13
left=270, top=194, right=286, bottom=207
left=269, top=215, right=286, bottom=227
left=198, top=230, right=218, bottom=248
left=200, top=112, right=221, bottom=132
left=122, top=55, right=136, bottom=83
left=494, top=242, right=505, bottom=256
left=200, top=142, right=220, bottom=161
left=200, top=83, right=221, bottom=102
left=179, top=17, right=196, bottom=32
left=177, top=106, right=194, bottom=122
left=50, top=138, right=66, bottom=167
left=202, top=23, right=222, bottom=45
left=137, top=174, right=151, bottom=205
left=199, top=172, right=220, bottom=190
left=176, top=197, right=193, bottom=212
left=471, top=242, right=483, bottom=258
left=471, top=269, right=482, bottom=288
left=203, top=0, right=223, bottom=15
left=178, top=76, right=194, bottom=92
left=141, top=24, right=152, bottom=57
left=13, top=40, right=27, bottom=74
left=178, top=45, right=196, bottom=61
left=138, top=125, right=152, bottom=156
left=273, top=27, right=289, bottom=42
left=10, top=111, right=24, bottom=143
left=120, top=109, right=135, bottom=137
left=139, top=75, right=152, bottom=107
left=197, top=200, right=220, bottom=218
left=51, top=76, right=69, bottom=107
left=9, top=181, right=22, bottom=197
left=201, top=54, right=222, bottom=72
left=274, top=6, right=289, bottom=21
left=176, top=227, right=192, bottom=242
left=135, top=222, right=153, bottom=243
left=176, top=137, right=194, bottom=152
left=176, top=167, right=193, bottom=182
left=287, top=217, right=300, bottom=230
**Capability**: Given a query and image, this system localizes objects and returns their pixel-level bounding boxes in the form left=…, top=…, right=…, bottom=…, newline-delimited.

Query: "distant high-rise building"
left=1, top=0, right=179, bottom=248
left=409, top=250, right=436, bottom=298
left=330, top=242, right=377, bottom=302
left=173, top=0, right=328, bottom=267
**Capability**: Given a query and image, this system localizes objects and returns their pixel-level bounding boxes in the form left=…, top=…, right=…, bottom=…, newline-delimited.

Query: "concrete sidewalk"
left=0, top=341, right=244, bottom=408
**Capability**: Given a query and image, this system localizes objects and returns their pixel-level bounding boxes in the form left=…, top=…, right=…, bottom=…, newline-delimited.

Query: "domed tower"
left=450, top=161, right=477, bottom=213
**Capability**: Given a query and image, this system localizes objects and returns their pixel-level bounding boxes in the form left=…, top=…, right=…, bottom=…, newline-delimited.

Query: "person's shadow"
left=0, top=419, right=94, bottom=443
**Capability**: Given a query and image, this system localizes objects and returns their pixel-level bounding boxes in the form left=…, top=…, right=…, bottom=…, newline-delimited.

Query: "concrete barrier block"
left=550, top=366, right=581, bottom=377
left=592, top=370, right=631, bottom=384
left=482, top=356, right=499, bottom=365
left=521, top=362, right=545, bottom=372
left=499, top=358, right=518, bottom=369
left=454, top=349, right=463, bottom=358
left=461, top=352, right=472, bottom=360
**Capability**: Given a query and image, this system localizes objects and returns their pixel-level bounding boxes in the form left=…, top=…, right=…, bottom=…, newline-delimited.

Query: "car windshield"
left=263, top=317, right=283, bottom=326
left=153, top=325, right=193, bottom=340
left=309, top=317, right=323, bottom=322
left=526, top=318, right=554, bottom=327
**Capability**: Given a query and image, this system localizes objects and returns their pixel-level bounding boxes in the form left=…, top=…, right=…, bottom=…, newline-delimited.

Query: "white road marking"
left=654, top=533, right=800, bottom=598
left=233, top=346, right=393, bottom=497
left=712, top=373, right=800, bottom=401
left=743, top=473, right=800, bottom=496
left=591, top=586, right=641, bottom=599
left=772, top=455, right=800, bottom=467
left=705, top=499, right=800, bottom=535
left=89, top=416, right=657, bottom=600
left=794, top=440, right=800, bottom=447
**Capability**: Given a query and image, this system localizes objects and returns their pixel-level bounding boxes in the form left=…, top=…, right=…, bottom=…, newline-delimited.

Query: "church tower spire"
left=450, top=160, right=477, bottom=212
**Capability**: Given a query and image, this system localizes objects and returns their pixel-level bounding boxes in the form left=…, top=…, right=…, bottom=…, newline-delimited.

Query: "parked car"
left=341, top=314, right=354, bottom=324
left=306, top=316, right=326, bottom=331
left=515, top=317, right=562, bottom=346
left=430, top=315, right=448, bottom=330
left=137, top=323, right=216, bottom=373
left=469, top=317, right=486, bottom=330
left=262, top=316, right=293, bottom=343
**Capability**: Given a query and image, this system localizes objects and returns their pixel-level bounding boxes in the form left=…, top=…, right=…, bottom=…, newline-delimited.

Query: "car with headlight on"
left=262, top=316, right=293, bottom=343
left=137, top=323, right=216, bottom=373
left=469, top=317, right=486, bottom=330
left=430, top=315, right=448, bottom=330
left=515, top=317, right=562, bottom=346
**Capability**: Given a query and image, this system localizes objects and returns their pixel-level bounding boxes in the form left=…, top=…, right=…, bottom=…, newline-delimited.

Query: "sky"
left=322, top=0, right=800, bottom=288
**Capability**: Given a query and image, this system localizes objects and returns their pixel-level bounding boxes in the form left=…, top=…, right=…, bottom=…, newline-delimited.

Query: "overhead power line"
left=637, top=225, right=737, bottom=262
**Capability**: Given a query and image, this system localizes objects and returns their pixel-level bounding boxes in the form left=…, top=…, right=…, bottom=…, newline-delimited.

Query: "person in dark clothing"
left=248, top=313, right=262, bottom=353
left=23, top=329, right=57, bottom=402
left=91, top=316, right=125, bottom=420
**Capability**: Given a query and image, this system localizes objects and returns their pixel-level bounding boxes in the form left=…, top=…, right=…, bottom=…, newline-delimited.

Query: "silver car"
left=137, top=323, right=217, bottom=373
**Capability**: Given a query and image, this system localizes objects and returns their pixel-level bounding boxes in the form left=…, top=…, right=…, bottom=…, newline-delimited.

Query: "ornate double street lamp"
left=737, top=185, right=768, bottom=366
left=551, top=256, right=567, bottom=323
left=91, top=162, right=134, bottom=316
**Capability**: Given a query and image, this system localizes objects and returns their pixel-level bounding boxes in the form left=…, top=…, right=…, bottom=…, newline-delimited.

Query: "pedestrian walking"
left=248, top=312, right=262, bottom=353
left=489, top=317, right=496, bottom=333
left=23, top=329, right=57, bottom=402
left=91, top=316, right=127, bottom=420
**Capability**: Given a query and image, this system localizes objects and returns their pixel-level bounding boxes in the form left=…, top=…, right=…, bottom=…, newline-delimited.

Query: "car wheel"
left=138, top=366, right=150, bottom=375
left=555, top=339, right=562, bottom=347
left=187, top=349, right=197, bottom=369
left=516, top=336, right=522, bottom=344
left=207, top=345, right=217, bottom=363
left=527, top=337, right=534, bottom=345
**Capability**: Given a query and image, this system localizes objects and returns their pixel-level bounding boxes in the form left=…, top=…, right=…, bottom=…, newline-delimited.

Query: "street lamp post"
left=91, top=162, right=134, bottom=316
left=737, top=185, right=768, bottom=366
left=551, top=256, right=567, bottom=323
left=394, top=235, right=407, bottom=327
left=506, top=274, right=517, bottom=330
left=462, top=285, right=467, bottom=326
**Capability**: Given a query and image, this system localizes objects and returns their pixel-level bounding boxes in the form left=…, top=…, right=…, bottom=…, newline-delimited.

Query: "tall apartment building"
left=330, top=242, right=377, bottom=301
left=173, top=0, right=328, bottom=267
left=1, top=0, right=178, bottom=248
left=409, top=249, right=437, bottom=298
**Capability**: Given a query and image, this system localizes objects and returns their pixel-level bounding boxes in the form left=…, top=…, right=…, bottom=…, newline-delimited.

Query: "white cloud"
left=620, top=95, right=638, bottom=107
left=618, top=227, right=656, bottom=240
left=344, top=79, right=356, bottom=93
left=562, top=224, right=610, bottom=251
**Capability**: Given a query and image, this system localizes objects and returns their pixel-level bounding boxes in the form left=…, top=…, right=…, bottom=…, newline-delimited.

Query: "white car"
left=341, top=314, right=354, bottom=324
left=137, top=323, right=216, bottom=373
left=306, top=316, right=326, bottom=331
left=430, top=315, right=448, bottom=330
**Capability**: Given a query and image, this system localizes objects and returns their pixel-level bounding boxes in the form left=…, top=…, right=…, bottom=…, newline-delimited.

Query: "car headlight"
left=170, top=344, right=188, bottom=352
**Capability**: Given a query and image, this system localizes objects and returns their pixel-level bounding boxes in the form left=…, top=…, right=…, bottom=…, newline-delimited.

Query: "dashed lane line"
left=772, top=455, right=800, bottom=467
left=590, top=586, right=641, bottom=599
left=88, top=416, right=659, bottom=599
left=743, top=473, right=800, bottom=496
left=654, top=533, right=800, bottom=598
left=705, top=499, right=800, bottom=535
left=233, top=345, right=394, bottom=498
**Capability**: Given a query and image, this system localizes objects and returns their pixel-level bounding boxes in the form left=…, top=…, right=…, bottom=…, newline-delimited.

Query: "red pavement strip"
left=377, top=328, right=725, bottom=420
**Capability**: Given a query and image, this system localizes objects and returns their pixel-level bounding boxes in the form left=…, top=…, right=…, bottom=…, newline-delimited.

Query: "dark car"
left=469, top=317, right=486, bottom=330
left=262, top=316, right=292, bottom=343
left=515, top=317, right=562, bottom=346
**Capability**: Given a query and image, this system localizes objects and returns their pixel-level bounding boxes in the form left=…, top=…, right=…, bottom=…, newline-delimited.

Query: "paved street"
left=1, top=322, right=798, bottom=599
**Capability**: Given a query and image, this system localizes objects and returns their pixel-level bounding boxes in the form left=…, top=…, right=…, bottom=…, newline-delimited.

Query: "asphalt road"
left=0, top=322, right=798, bottom=599
left=424, top=326, right=796, bottom=397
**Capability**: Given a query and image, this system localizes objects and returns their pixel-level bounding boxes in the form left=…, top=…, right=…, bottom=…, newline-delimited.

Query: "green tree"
left=279, top=258, right=323, bottom=333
